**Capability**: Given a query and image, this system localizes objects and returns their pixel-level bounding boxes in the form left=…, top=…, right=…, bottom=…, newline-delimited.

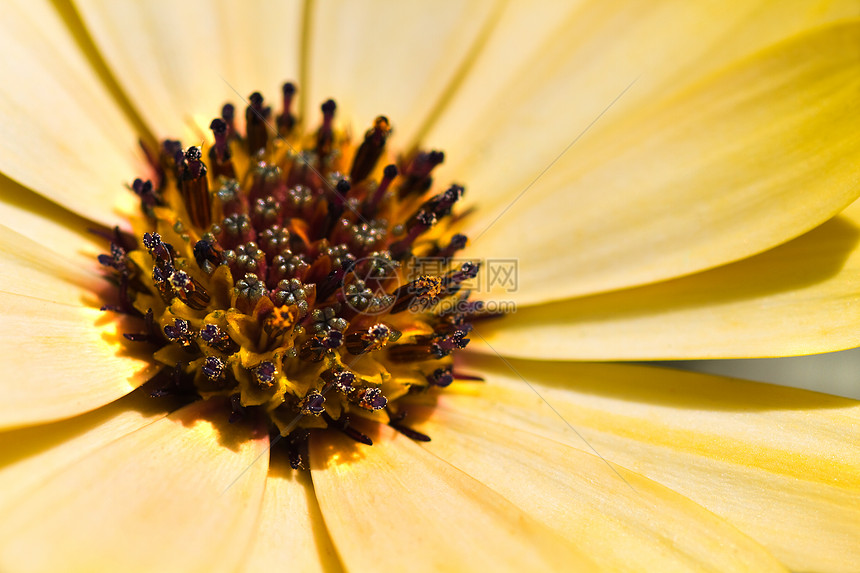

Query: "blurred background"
left=660, top=349, right=860, bottom=399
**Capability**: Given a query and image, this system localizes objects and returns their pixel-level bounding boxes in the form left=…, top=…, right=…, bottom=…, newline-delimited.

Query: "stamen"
left=208, top=118, right=235, bottom=178
left=246, top=91, right=271, bottom=156
left=388, top=409, right=432, bottom=442
left=179, top=146, right=211, bottom=229
left=221, top=103, right=237, bottom=140
left=202, top=356, right=225, bottom=381
left=323, top=412, right=373, bottom=446
left=98, top=81, right=491, bottom=455
left=277, top=82, right=297, bottom=136
left=364, top=163, right=398, bottom=217
left=350, top=116, right=391, bottom=183
left=316, top=99, right=337, bottom=156
left=399, top=150, right=444, bottom=197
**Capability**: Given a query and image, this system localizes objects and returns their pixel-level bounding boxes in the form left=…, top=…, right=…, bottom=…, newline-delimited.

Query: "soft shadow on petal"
left=439, top=355, right=860, bottom=573
left=0, top=399, right=269, bottom=573
left=74, top=0, right=303, bottom=140
left=0, top=0, right=142, bottom=226
left=666, top=349, right=860, bottom=399
left=0, top=174, right=107, bottom=268
left=240, top=452, right=344, bottom=573
left=475, top=198, right=860, bottom=359
left=0, top=292, right=158, bottom=430
left=467, top=21, right=860, bottom=305
left=305, top=0, right=502, bottom=146
left=0, top=224, right=105, bottom=306
left=412, top=407, right=786, bottom=572
left=310, top=423, right=595, bottom=572
left=0, top=385, right=177, bottom=513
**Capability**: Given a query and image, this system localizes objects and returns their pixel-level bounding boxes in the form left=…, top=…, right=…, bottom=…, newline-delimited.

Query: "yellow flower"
left=0, top=1, right=859, bottom=572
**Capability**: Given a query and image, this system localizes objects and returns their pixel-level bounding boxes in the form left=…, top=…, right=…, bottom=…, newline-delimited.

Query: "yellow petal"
left=414, top=407, right=785, bottom=572
left=0, top=224, right=103, bottom=306
left=431, top=0, right=860, bottom=193
left=439, top=355, right=860, bottom=573
left=310, top=423, right=595, bottom=572
left=75, top=0, right=303, bottom=140
left=240, top=455, right=343, bottom=573
left=475, top=197, right=860, bottom=359
left=466, top=21, right=860, bottom=305
left=305, top=0, right=501, bottom=144
left=0, top=387, right=172, bottom=513
left=0, top=399, right=269, bottom=573
left=408, top=1, right=588, bottom=149
left=0, top=176, right=105, bottom=268
left=0, top=0, right=141, bottom=225
left=0, top=292, right=158, bottom=429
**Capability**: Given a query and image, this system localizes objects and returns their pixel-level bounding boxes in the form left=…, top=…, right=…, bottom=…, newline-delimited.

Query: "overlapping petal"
left=415, top=407, right=785, bottom=572
left=305, top=0, right=502, bottom=145
left=0, top=0, right=142, bottom=226
left=310, top=423, right=594, bottom=571
left=0, top=1, right=854, bottom=572
left=74, top=0, right=303, bottom=141
left=0, top=224, right=156, bottom=429
left=0, top=177, right=105, bottom=268
left=0, top=399, right=269, bottom=573
left=240, top=456, right=343, bottom=573
left=437, top=355, right=860, bottom=573
left=0, top=387, right=172, bottom=514
left=0, top=291, right=157, bottom=430
left=474, top=198, right=860, bottom=359
left=430, top=0, right=860, bottom=191
left=467, top=21, right=860, bottom=305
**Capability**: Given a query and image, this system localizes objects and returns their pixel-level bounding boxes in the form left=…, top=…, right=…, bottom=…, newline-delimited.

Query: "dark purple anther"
left=300, top=391, right=326, bottom=416
left=202, top=356, right=225, bottom=381
left=424, top=184, right=464, bottom=219
left=199, top=323, right=236, bottom=353
left=364, top=163, right=398, bottom=217
left=255, top=361, right=276, bottom=386
left=444, top=261, right=481, bottom=288
left=131, top=178, right=160, bottom=214
left=143, top=232, right=173, bottom=267
left=322, top=329, right=343, bottom=350
left=246, top=91, right=271, bottom=156
left=389, top=211, right=437, bottom=260
left=193, top=239, right=220, bottom=271
left=221, top=103, right=237, bottom=140
left=437, top=233, right=468, bottom=260
left=387, top=410, right=432, bottom=442
left=431, top=329, right=470, bottom=357
left=163, top=318, right=193, bottom=347
left=350, top=116, right=390, bottom=183
left=322, top=369, right=355, bottom=393
left=320, top=178, right=350, bottom=239
left=161, top=140, right=184, bottom=175
left=277, top=82, right=297, bottom=135
left=208, top=118, right=235, bottom=178
left=399, top=150, right=445, bottom=197
left=178, top=146, right=211, bottom=229
left=98, top=242, right=128, bottom=273
left=355, top=387, right=387, bottom=411
left=426, top=367, right=454, bottom=387
left=316, top=99, right=337, bottom=155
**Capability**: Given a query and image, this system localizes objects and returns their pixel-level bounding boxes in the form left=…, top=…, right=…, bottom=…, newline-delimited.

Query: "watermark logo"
left=342, top=255, right=401, bottom=315
left=341, top=257, right=519, bottom=314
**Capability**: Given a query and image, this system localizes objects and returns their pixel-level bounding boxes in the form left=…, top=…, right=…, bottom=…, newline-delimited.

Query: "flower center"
left=98, top=83, right=484, bottom=467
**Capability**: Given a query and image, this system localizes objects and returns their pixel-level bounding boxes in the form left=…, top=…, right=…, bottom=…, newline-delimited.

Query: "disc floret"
left=99, top=83, right=485, bottom=466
